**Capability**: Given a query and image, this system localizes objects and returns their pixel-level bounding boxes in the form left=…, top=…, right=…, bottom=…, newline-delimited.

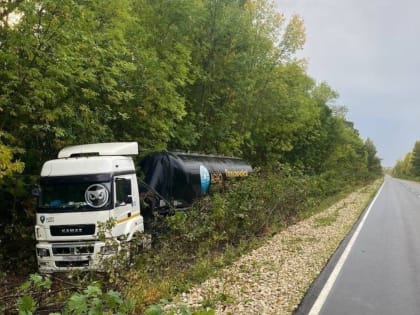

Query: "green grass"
left=314, top=208, right=340, bottom=227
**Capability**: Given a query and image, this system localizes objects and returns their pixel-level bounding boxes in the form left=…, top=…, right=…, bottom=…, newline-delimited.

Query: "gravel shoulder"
left=168, top=180, right=383, bottom=314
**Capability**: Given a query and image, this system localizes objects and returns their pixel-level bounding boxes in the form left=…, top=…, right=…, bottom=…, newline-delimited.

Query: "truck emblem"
left=40, top=216, right=45, bottom=223
left=85, top=184, right=109, bottom=208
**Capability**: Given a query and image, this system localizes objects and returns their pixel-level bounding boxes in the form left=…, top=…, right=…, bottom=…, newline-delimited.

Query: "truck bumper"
left=36, top=241, right=120, bottom=273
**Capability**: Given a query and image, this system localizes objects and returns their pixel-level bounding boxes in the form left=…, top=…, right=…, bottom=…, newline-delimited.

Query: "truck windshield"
left=38, top=177, right=112, bottom=212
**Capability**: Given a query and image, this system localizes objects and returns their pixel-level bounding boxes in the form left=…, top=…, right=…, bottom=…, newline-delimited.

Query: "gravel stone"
left=168, top=181, right=381, bottom=314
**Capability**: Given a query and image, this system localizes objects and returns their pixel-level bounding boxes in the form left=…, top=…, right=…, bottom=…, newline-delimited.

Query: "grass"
left=314, top=208, right=340, bottom=227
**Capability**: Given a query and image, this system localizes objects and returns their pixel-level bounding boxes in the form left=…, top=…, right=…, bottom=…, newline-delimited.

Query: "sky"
left=275, top=0, right=420, bottom=167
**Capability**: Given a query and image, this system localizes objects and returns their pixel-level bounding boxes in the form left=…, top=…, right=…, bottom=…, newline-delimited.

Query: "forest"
left=0, top=0, right=382, bottom=313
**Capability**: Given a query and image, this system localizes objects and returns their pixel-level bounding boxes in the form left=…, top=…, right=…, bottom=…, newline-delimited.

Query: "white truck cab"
left=35, top=142, right=144, bottom=273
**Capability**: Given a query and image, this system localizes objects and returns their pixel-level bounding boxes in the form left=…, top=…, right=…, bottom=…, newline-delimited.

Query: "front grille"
left=55, top=260, right=89, bottom=268
left=50, top=224, right=95, bottom=236
left=52, top=244, right=94, bottom=256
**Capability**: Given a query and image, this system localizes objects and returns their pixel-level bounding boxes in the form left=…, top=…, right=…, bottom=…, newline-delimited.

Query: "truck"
left=35, top=142, right=252, bottom=273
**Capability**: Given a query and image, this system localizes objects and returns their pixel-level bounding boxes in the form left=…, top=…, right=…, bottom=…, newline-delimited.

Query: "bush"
left=14, top=273, right=133, bottom=315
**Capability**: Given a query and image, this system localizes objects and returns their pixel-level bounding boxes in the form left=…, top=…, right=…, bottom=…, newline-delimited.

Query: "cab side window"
left=115, top=178, right=132, bottom=206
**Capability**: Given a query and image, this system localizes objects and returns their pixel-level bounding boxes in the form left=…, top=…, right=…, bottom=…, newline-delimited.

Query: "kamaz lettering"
left=61, top=228, right=83, bottom=234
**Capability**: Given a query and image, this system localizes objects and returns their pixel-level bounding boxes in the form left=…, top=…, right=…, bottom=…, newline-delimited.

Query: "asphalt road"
left=297, top=176, right=420, bottom=315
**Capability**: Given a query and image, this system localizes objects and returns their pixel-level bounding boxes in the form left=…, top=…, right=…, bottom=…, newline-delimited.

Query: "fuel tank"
left=139, top=152, right=252, bottom=210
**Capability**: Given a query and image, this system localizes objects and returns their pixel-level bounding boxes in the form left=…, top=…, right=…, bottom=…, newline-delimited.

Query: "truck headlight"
left=37, top=248, right=50, bottom=257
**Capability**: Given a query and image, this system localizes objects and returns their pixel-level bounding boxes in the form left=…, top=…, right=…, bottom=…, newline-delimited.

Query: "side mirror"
left=32, top=185, right=41, bottom=197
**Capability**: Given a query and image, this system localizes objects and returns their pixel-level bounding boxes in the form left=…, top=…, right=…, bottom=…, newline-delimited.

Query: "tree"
left=0, top=137, right=23, bottom=182
left=1, top=0, right=136, bottom=171
left=393, top=152, right=412, bottom=178
left=411, top=141, right=420, bottom=176
left=282, top=82, right=338, bottom=173
left=364, top=138, right=382, bottom=178
left=171, top=0, right=258, bottom=155
left=114, top=0, right=195, bottom=152
left=168, top=0, right=310, bottom=162
left=242, top=62, right=319, bottom=165
left=318, top=114, right=369, bottom=183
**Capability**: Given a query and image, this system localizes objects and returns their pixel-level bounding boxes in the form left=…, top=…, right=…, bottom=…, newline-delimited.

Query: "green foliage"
left=315, top=208, right=340, bottom=227
left=65, top=284, right=132, bottom=315
left=15, top=274, right=132, bottom=315
left=0, top=0, right=383, bottom=171
left=364, top=138, right=383, bottom=178
left=17, top=295, right=36, bottom=315
left=97, top=218, right=117, bottom=242
left=20, top=273, right=52, bottom=291
left=393, top=152, right=413, bottom=178
left=117, top=0, right=194, bottom=151
left=16, top=273, right=51, bottom=314
left=393, top=141, right=420, bottom=180
left=411, top=141, right=420, bottom=176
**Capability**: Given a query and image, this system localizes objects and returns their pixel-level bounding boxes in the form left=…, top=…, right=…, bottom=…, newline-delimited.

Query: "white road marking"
left=308, top=182, right=386, bottom=315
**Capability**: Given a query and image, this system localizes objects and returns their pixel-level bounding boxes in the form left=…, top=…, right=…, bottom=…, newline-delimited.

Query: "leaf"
left=104, top=290, right=123, bottom=308
left=178, top=305, right=192, bottom=315
left=67, top=293, right=88, bottom=314
left=84, top=285, right=102, bottom=298
left=30, top=273, right=52, bottom=290
left=19, top=280, right=32, bottom=291
left=17, top=295, right=36, bottom=314
left=145, top=304, right=164, bottom=315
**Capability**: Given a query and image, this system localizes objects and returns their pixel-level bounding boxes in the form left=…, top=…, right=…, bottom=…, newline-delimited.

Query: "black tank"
left=138, top=152, right=252, bottom=211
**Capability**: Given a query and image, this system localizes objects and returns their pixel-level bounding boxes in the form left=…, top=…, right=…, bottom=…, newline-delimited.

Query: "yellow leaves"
left=279, top=14, right=306, bottom=59
left=0, top=144, right=24, bottom=181
left=243, top=1, right=305, bottom=62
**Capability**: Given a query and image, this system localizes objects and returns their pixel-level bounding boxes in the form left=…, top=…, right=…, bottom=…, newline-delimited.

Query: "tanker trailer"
left=138, top=152, right=252, bottom=216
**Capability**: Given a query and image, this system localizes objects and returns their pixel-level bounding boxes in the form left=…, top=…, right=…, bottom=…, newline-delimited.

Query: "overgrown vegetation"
left=0, top=0, right=383, bottom=313
left=124, top=167, right=378, bottom=313
left=16, top=273, right=133, bottom=314
left=1, top=0, right=382, bottom=273
left=2, top=168, right=381, bottom=314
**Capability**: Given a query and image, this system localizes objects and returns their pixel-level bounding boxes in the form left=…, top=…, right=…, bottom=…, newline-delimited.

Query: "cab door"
left=113, top=175, right=135, bottom=235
